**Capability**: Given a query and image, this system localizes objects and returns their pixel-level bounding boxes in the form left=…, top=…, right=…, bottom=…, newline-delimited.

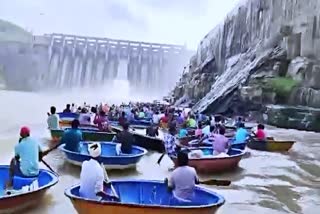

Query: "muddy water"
left=0, top=89, right=320, bottom=214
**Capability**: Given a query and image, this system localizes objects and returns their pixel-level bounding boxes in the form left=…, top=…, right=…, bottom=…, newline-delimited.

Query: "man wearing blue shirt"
left=61, top=119, right=83, bottom=152
left=7, top=127, right=42, bottom=188
left=234, top=123, right=249, bottom=144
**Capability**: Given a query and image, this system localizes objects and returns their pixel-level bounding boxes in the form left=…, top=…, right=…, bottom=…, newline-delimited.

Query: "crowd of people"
left=5, top=101, right=268, bottom=204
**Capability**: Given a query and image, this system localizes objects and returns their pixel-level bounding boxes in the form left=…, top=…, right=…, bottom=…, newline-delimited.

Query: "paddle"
left=41, top=159, right=58, bottom=175
left=102, top=164, right=121, bottom=202
left=157, top=153, right=166, bottom=165
left=199, top=179, right=231, bottom=186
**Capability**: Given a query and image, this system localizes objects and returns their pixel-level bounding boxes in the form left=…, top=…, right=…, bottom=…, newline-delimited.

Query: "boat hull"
left=247, top=139, right=295, bottom=152
left=68, top=198, right=220, bottom=214
left=50, top=129, right=116, bottom=142
left=112, top=126, right=164, bottom=152
left=65, top=180, right=224, bottom=214
left=0, top=189, right=46, bottom=214
left=0, top=166, right=58, bottom=214
left=60, top=142, right=147, bottom=170
left=172, top=148, right=244, bottom=174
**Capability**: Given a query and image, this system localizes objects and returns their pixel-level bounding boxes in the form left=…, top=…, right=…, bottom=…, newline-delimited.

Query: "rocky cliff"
left=172, top=0, right=320, bottom=118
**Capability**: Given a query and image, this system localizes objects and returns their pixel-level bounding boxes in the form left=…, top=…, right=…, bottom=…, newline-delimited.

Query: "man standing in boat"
left=47, top=106, right=60, bottom=130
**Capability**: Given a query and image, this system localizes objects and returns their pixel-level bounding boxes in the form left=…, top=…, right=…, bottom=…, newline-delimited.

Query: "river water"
left=1, top=86, right=320, bottom=214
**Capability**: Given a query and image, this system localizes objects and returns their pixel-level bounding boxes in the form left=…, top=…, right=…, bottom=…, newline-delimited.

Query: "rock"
left=263, top=105, right=320, bottom=132
left=286, top=57, right=310, bottom=82
left=171, top=0, right=320, bottom=126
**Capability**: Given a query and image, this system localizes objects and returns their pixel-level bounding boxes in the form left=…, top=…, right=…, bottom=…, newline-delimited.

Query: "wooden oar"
left=157, top=153, right=166, bottom=165
left=199, top=179, right=231, bottom=186
left=102, top=163, right=121, bottom=202
left=41, top=159, right=58, bottom=175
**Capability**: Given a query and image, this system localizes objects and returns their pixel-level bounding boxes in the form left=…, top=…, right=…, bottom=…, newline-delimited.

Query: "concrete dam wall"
left=1, top=33, right=193, bottom=94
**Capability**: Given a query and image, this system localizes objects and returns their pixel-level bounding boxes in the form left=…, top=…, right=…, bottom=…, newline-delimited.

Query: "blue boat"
left=0, top=166, right=58, bottom=213
left=58, top=112, right=79, bottom=125
left=65, top=180, right=225, bottom=214
left=59, top=142, right=147, bottom=170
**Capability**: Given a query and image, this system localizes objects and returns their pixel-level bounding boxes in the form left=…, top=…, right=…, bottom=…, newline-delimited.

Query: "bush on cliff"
left=268, top=77, right=298, bottom=103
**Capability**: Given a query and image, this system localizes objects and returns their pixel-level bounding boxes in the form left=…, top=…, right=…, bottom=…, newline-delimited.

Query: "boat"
left=65, top=180, right=225, bottom=214
left=59, top=142, right=147, bottom=170
left=0, top=165, right=58, bottom=213
left=247, top=138, right=295, bottom=152
left=111, top=126, right=164, bottom=153
left=171, top=148, right=245, bottom=173
left=178, top=136, right=198, bottom=147
left=50, top=126, right=116, bottom=143
left=58, top=112, right=79, bottom=126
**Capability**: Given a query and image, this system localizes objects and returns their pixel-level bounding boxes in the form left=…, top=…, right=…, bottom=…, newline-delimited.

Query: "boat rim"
left=59, top=142, right=148, bottom=158
left=0, top=165, right=59, bottom=199
left=64, top=179, right=225, bottom=209
left=50, top=128, right=117, bottom=135
left=172, top=147, right=246, bottom=161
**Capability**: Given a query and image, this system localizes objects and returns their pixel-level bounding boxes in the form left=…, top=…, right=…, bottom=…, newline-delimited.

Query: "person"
left=118, top=111, right=127, bottom=127
left=195, top=122, right=203, bottom=137
left=211, top=128, right=230, bottom=156
left=166, top=151, right=199, bottom=202
left=61, top=119, right=83, bottom=152
left=179, top=123, right=188, bottom=138
left=79, top=142, right=118, bottom=201
left=47, top=106, right=60, bottom=130
left=94, top=110, right=111, bottom=132
left=79, top=108, right=92, bottom=125
left=234, top=123, right=249, bottom=144
left=255, top=124, right=266, bottom=140
left=160, top=112, right=169, bottom=125
left=234, top=117, right=243, bottom=128
left=163, top=126, right=179, bottom=158
left=146, top=124, right=159, bottom=137
left=186, top=115, right=197, bottom=128
left=201, top=121, right=211, bottom=136
left=115, top=122, right=133, bottom=155
left=63, top=104, right=71, bottom=113
left=6, top=127, right=42, bottom=188
left=152, top=111, right=160, bottom=125
left=71, top=103, right=76, bottom=113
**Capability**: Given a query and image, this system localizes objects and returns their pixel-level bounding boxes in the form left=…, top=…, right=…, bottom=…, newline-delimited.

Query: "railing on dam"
left=45, top=33, right=186, bottom=55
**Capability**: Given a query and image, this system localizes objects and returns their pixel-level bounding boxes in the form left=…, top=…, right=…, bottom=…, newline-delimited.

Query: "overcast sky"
left=0, top=0, right=237, bottom=49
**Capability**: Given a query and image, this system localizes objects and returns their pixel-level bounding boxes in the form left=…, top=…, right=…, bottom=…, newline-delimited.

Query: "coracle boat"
left=65, top=180, right=225, bottom=214
left=59, top=142, right=147, bottom=170
left=50, top=126, right=116, bottom=143
left=247, top=138, right=295, bottom=152
left=58, top=112, right=79, bottom=126
left=178, top=136, right=198, bottom=147
left=186, top=139, right=246, bottom=150
left=0, top=166, right=58, bottom=213
left=112, top=126, right=164, bottom=153
left=171, top=148, right=245, bottom=174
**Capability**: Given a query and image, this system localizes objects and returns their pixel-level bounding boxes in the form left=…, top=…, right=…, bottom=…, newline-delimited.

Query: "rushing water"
left=0, top=88, right=320, bottom=214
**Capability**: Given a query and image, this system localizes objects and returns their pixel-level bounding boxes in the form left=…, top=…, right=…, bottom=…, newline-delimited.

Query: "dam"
left=0, top=33, right=193, bottom=94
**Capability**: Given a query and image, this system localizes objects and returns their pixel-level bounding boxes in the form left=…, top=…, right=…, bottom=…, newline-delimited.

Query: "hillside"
left=0, top=19, right=32, bottom=43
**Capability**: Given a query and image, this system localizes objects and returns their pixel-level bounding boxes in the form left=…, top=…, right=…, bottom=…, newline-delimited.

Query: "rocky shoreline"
left=170, top=0, right=320, bottom=132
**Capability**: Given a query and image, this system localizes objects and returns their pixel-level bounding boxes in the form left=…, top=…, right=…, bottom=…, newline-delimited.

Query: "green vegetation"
left=269, top=77, right=298, bottom=97
left=0, top=19, right=32, bottom=43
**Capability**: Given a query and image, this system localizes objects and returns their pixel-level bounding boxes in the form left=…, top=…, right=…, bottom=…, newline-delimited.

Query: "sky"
left=0, top=0, right=237, bottom=50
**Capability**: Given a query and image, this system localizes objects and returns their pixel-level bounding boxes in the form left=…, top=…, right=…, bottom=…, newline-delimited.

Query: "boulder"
left=263, top=105, right=320, bottom=132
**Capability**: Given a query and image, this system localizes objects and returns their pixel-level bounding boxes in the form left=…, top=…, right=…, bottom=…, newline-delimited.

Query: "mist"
left=0, top=0, right=237, bottom=49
